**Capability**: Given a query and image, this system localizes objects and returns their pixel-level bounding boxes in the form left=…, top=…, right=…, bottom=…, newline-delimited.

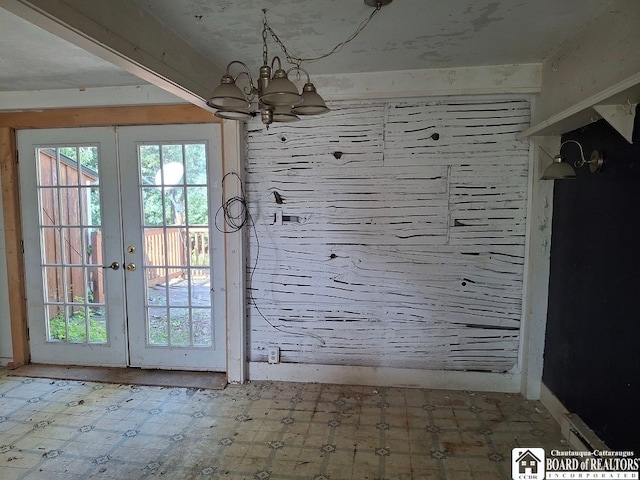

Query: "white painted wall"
left=245, top=95, right=531, bottom=382
left=0, top=168, right=13, bottom=365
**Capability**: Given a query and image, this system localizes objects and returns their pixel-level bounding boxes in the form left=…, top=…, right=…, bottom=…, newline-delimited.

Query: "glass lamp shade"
left=207, top=75, right=249, bottom=110
left=272, top=106, right=300, bottom=123
left=291, top=83, right=330, bottom=115
left=541, top=156, right=577, bottom=180
left=214, top=108, right=253, bottom=121
left=260, top=69, right=303, bottom=107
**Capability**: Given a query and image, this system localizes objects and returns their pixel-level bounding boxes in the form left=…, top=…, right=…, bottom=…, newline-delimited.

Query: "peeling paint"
left=245, top=96, right=531, bottom=372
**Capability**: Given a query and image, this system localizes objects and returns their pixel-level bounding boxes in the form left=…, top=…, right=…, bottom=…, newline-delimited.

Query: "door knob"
left=126, top=263, right=136, bottom=271
left=103, top=261, right=120, bottom=270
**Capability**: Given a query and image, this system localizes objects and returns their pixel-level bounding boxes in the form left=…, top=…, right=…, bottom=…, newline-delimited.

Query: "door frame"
left=0, top=105, right=247, bottom=382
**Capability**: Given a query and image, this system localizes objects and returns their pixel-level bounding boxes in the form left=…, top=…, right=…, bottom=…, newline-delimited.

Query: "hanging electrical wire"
left=215, top=172, right=250, bottom=233
left=263, top=3, right=384, bottom=68
left=216, top=172, right=325, bottom=345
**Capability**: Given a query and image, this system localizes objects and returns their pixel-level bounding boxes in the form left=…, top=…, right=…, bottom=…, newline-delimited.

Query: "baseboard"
left=248, top=362, right=521, bottom=392
left=0, top=357, right=14, bottom=368
left=539, top=382, right=569, bottom=426
left=539, top=382, right=608, bottom=451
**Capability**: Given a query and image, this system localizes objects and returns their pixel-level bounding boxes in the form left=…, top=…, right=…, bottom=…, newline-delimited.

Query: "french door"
left=18, top=125, right=226, bottom=371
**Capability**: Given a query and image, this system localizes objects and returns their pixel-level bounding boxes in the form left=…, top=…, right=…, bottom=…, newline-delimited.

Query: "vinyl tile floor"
left=0, top=368, right=566, bottom=479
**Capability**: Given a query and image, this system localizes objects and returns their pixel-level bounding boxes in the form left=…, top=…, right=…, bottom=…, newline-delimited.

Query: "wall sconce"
left=541, top=140, right=604, bottom=180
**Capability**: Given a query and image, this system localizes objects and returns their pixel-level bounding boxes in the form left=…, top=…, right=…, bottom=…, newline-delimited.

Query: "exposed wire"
left=263, top=3, right=383, bottom=68
left=215, top=172, right=249, bottom=233
left=216, top=172, right=325, bottom=345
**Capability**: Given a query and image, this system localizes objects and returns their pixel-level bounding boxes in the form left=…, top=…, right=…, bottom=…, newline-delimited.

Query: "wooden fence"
left=39, top=148, right=210, bottom=306
left=40, top=149, right=97, bottom=304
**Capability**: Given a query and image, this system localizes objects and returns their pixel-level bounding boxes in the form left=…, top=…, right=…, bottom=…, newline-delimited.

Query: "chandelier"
left=206, top=0, right=393, bottom=126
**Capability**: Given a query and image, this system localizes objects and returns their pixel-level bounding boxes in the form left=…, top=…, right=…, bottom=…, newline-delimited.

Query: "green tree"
left=139, top=143, right=209, bottom=226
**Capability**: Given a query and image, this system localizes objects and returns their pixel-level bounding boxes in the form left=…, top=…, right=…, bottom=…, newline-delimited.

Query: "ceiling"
left=0, top=8, right=141, bottom=91
left=0, top=0, right=615, bottom=95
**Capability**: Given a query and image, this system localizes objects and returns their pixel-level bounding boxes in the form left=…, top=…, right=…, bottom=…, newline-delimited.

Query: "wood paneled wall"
left=245, top=96, right=531, bottom=373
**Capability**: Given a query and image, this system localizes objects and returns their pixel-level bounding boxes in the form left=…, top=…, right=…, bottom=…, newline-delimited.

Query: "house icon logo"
left=512, top=448, right=545, bottom=480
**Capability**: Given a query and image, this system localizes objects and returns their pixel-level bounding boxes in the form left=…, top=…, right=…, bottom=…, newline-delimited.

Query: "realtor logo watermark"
left=512, top=448, right=638, bottom=480
left=512, top=448, right=545, bottom=480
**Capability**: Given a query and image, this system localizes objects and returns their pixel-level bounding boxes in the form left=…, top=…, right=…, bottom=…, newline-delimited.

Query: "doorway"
left=18, top=124, right=225, bottom=371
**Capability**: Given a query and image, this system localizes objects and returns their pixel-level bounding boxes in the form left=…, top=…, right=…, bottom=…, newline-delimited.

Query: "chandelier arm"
left=263, top=2, right=383, bottom=66
left=286, top=66, right=312, bottom=84
left=225, top=60, right=250, bottom=76
left=223, top=60, right=255, bottom=93
left=234, top=71, right=257, bottom=98
left=270, top=56, right=282, bottom=71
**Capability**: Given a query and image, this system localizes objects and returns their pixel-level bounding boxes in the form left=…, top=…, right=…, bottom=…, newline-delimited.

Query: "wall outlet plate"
left=267, top=346, right=280, bottom=364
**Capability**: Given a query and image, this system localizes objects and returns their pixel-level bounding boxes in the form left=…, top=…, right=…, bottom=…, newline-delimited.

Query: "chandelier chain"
left=262, top=11, right=269, bottom=67
left=263, top=3, right=382, bottom=67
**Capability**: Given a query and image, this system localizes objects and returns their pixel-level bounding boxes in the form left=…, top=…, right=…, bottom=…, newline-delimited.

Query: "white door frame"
left=17, top=124, right=230, bottom=372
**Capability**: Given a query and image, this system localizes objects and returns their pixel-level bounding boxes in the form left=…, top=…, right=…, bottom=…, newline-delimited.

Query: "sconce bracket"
left=589, top=150, right=604, bottom=173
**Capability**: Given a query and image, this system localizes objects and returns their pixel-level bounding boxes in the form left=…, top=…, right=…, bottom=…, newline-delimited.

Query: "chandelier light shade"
left=292, top=82, right=330, bottom=115
left=260, top=68, right=303, bottom=107
left=541, top=140, right=604, bottom=180
left=207, top=74, right=250, bottom=110
left=205, top=1, right=392, bottom=126
left=271, top=105, right=300, bottom=122
left=213, top=108, right=253, bottom=121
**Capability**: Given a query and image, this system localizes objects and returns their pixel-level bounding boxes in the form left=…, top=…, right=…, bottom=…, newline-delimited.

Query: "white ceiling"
left=0, top=0, right=615, bottom=94
left=0, top=8, right=141, bottom=91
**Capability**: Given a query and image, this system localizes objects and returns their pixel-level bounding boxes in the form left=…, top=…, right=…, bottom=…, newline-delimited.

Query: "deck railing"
left=90, top=227, right=210, bottom=296
left=144, top=227, right=210, bottom=286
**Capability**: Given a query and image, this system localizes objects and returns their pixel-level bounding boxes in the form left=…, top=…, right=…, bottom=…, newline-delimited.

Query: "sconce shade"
left=541, top=156, right=577, bottom=180
left=291, top=83, right=330, bottom=115
left=540, top=140, right=605, bottom=180
left=260, top=69, right=303, bottom=106
left=207, top=74, right=250, bottom=110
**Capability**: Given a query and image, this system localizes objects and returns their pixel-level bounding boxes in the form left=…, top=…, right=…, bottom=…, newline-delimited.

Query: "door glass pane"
left=185, top=144, right=206, bottom=184
left=140, top=142, right=213, bottom=347
left=186, top=187, right=208, bottom=225
left=142, top=187, right=164, bottom=226
left=36, top=146, right=107, bottom=344
left=148, top=307, right=168, bottom=345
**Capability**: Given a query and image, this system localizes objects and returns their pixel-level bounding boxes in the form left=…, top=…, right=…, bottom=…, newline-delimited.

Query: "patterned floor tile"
left=0, top=369, right=566, bottom=479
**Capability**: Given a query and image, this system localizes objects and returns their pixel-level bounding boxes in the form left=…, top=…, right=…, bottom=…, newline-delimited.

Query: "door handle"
left=103, top=261, right=120, bottom=270
left=126, top=263, right=137, bottom=271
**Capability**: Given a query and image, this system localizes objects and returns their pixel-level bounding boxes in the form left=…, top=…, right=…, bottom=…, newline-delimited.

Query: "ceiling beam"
left=521, top=0, right=640, bottom=137
left=313, top=64, right=541, bottom=101
left=0, top=0, right=222, bottom=110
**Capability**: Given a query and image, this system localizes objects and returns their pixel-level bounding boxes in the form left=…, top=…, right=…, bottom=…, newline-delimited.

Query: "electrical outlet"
left=267, top=346, right=280, bottom=364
